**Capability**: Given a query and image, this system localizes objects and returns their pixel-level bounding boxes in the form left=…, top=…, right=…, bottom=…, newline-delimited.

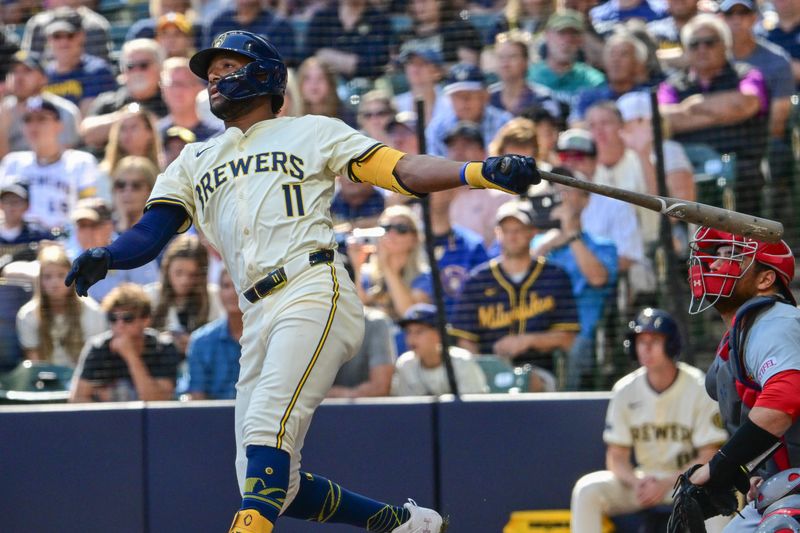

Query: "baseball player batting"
left=64, top=31, right=541, bottom=533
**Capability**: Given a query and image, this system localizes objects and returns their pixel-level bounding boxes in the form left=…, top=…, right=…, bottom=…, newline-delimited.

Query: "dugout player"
left=676, top=226, right=800, bottom=531
left=571, top=308, right=728, bottom=533
left=63, top=31, right=542, bottom=533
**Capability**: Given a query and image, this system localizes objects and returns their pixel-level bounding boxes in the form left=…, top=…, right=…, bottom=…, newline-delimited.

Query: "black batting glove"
left=64, top=247, right=111, bottom=297
left=461, top=155, right=542, bottom=195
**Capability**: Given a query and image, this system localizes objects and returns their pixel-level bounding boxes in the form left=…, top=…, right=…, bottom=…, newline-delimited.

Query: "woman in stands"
left=144, top=234, right=222, bottom=355
left=297, top=57, right=356, bottom=126
left=110, top=155, right=158, bottom=232
left=16, top=244, right=106, bottom=367
left=99, top=104, right=164, bottom=193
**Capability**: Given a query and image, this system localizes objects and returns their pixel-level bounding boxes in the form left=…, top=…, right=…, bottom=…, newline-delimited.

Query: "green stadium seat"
left=0, top=360, right=73, bottom=404
left=474, top=355, right=530, bottom=393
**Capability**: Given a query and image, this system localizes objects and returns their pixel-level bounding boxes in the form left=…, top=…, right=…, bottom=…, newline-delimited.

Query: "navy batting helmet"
left=623, top=308, right=682, bottom=360
left=189, top=31, right=287, bottom=101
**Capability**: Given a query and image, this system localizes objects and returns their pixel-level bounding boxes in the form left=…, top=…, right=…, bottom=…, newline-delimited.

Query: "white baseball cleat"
left=391, top=499, right=448, bottom=533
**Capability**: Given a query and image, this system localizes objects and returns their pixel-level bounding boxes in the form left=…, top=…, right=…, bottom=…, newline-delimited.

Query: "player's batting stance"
left=64, top=31, right=541, bottom=533
left=668, top=227, right=800, bottom=532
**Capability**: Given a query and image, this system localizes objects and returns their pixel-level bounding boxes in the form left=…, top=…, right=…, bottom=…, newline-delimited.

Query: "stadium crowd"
left=0, top=0, right=797, bottom=400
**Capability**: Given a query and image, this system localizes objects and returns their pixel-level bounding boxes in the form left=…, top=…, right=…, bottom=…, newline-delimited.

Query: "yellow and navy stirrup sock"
left=240, top=445, right=290, bottom=526
left=283, top=471, right=411, bottom=532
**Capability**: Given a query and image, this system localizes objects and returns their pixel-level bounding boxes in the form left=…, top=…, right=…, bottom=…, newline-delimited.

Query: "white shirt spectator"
left=391, top=346, right=488, bottom=396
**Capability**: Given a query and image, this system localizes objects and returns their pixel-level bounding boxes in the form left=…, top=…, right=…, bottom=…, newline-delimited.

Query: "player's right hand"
left=64, top=247, right=111, bottom=297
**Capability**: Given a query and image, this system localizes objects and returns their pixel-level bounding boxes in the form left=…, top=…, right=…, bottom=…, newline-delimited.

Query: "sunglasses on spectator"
left=50, top=32, right=76, bottom=41
left=126, top=60, right=153, bottom=72
left=22, top=114, right=56, bottom=123
left=360, top=110, right=392, bottom=119
left=688, top=36, right=720, bottom=50
left=114, top=180, right=146, bottom=192
left=107, top=312, right=138, bottom=324
left=381, top=223, right=414, bottom=234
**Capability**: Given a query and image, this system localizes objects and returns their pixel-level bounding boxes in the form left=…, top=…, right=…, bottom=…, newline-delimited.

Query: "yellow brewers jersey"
left=603, top=362, right=727, bottom=475
left=146, top=115, right=378, bottom=292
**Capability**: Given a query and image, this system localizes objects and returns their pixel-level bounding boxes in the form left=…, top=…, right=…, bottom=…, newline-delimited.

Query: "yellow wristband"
left=463, top=161, right=485, bottom=189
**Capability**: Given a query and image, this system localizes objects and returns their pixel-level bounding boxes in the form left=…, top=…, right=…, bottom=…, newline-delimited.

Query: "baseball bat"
left=539, top=169, right=785, bottom=243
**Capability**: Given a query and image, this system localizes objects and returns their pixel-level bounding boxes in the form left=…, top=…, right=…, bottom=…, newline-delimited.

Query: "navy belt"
left=243, top=249, right=335, bottom=303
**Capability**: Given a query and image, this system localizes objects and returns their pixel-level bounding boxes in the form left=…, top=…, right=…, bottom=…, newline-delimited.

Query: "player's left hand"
left=64, top=247, right=111, bottom=297
left=480, top=155, right=542, bottom=195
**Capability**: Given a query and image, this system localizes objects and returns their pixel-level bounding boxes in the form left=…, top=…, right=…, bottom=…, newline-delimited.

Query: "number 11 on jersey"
left=282, top=183, right=305, bottom=217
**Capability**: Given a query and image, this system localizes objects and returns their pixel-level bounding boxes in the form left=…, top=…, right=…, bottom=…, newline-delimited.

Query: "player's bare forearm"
left=748, top=406, right=793, bottom=437
left=395, top=155, right=468, bottom=193
left=606, top=444, right=637, bottom=487
left=523, top=330, right=577, bottom=353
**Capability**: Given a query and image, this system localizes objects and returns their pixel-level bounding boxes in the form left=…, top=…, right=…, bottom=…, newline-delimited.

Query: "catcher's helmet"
left=688, top=226, right=795, bottom=314
left=757, top=469, right=800, bottom=513
left=623, top=308, right=682, bottom=360
left=758, top=494, right=800, bottom=532
left=189, top=31, right=287, bottom=101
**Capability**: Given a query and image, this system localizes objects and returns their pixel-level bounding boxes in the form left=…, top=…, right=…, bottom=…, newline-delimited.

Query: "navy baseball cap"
left=443, top=63, right=486, bottom=95
left=398, top=303, right=439, bottom=329
left=443, top=121, right=484, bottom=146
left=22, top=97, right=61, bottom=120
left=720, top=0, right=755, bottom=12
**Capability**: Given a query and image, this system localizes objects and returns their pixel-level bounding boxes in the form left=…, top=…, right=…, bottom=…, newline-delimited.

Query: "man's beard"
left=210, top=95, right=255, bottom=121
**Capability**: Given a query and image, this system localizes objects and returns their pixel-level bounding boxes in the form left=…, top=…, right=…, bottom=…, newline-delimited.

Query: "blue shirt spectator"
left=184, top=317, right=241, bottom=399
left=204, top=8, right=296, bottom=65
left=590, top=0, right=668, bottom=34
left=44, top=53, right=116, bottom=107
left=331, top=184, right=385, bottom=225
left=303, top=3, right=391, bottom=79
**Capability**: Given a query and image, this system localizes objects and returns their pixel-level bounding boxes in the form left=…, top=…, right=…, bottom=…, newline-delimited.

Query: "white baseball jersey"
left=147, top=115, right=379, bottom=293
left=0, top=149, right=99, bottom=229
left=603, top=362, right=727, bottom=476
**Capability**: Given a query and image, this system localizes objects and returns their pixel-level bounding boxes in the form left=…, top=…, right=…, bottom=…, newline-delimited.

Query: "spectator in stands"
left=647, top=0, right=699, bottom=62
left=68, top=197, right=159, bottom=305
left=723, top=0, right=795, bottom=227
left=127, top=0, right=198, bottom=43
left=570, top=31, right=651, bottom=125
left=488, top=116, right=539, bottom=160
left=554, top=128, right=645, bottom=274
left=158, top=56, right=222, bottom=143
left=351, top=205, right=431, bottom=323
left=426, top=63, right=513, bottom=157
left=444, top=122, right=508, bottom=246
left=82, top=39, right=168, bottom=151
left=184, top=268, right=241, bottom=400
left=355, top=90, right=395, bottom=147
left=386, top=111, right=420, bottom=155
left=392, top=48, right=445, bottom=125
left=22, top=1, right=111, bottom=60
left=111, top=156, right=158, bottom=232
left=69, top=283, right=180, bottom=402
left=43, top=8, right=117, bottom=116
left=529, top=170, right=618, bottom=391
left=0, top=50, right=80, bottom=159
left=523, top=107, right=563, bottom=166
left=303, top=0, right=391, bottom=79
left=392, top=303, right=488, bottom=396
left=658, top=13, right=770, bottom=217
left=418, top=186, right=489, bottom=319
left=587, top=101, right=659, bottom=247
left=0, top=26, right=20, bottom=96
left=328, top=258, right=396, bottom=398
left=0, top=97, right=99, bottom=231
left=99, top=105, right=164, bottom=190
left=2, top=1, right=36, bottom=25
left=616, top=91, right=695, bottom=254
left=395, top=0, right=482, bottom=66
left=451, top=200, right=580, bottom=391
left=0, top=182, right=56, bottom=262
left=205, top=0, right=295, bottom=65
left=145, top=234, right=223, bottom=355
left=490, top=31, right=563, bottom=118
left=162, top=126, right=196, bottom=167
left=155, top=12, right=195, bottom=59
left=297, top=57, right=356, bottom=126
left=488, top=0, right=555, bottom=44
left=528, top=10, right=606, bottom=107
left=331, top=176, right=385, bottom=229
left=762, top=0, right=800, bottom=89
left=589, top=0, right=667, bottom=34
left=570, top=308, right=728, bottom=533
left=16, top=244, right=106, bottom=368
